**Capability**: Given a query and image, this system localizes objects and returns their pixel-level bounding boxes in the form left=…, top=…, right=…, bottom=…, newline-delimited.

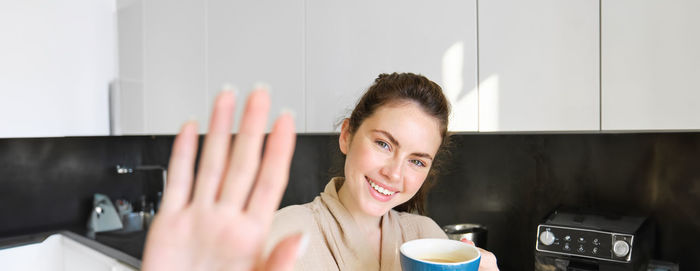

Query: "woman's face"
left=339, top=101, right=442, bottom=217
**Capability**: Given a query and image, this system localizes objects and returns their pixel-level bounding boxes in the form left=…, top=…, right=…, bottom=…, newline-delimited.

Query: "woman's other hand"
left=460, top=239, right=499, bottom=271
left=141, top=89, right=303, bottom=271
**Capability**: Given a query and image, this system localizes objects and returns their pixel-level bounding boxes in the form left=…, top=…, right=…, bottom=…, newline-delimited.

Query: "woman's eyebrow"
left=372, top=129, right=400, bottom=148
left=412, top=152, right=434, bottom=161
left=371, top=129, right=434, bottom=161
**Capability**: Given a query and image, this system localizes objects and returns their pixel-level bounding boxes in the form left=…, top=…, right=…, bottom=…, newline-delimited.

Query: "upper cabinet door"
left=142, top=0, right=207, bottom=134
left=115, top=0, right=145, bottom=135
left=602, top=0, right=700, bottom=130
left=305, top=0, right=478, bottom=133
left=207, top=0, right=305, bottom=133
left=478, top=0, right=600, bottom=132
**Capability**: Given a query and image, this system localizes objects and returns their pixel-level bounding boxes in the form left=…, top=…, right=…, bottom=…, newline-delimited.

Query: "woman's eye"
left=375, top=140, right=390, bottom=150
left=410, top=159, right=426, bottom=167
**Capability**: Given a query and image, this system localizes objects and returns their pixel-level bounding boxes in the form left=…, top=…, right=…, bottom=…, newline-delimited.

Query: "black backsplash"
left=1, top=133, right=698, bottom=270
left=0, top=136, right=173, bottom=237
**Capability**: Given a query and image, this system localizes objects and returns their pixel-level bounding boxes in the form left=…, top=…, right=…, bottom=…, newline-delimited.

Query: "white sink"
left=0, top=232, right=137, bottom=271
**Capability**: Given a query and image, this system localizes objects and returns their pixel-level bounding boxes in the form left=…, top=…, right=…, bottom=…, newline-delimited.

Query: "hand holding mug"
left=460, top=239, right=499, bottom=271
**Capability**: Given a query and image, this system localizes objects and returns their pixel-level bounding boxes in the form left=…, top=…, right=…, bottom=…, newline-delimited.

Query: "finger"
left=192, top=91, right=236, bottom=205
left=159, top=121, right=199, bottom=213
left=478, top=249, right=498, bottom=269
left=263, top=233, right=307, bottom=271
left=245, top=113, right=296, bottom=217
left=460, top=238, right=475, bottom=246
left=219, top=89, right=270, bottom=207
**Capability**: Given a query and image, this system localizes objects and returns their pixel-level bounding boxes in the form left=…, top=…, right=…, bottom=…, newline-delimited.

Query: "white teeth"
left=368, top=179, right=395, bottom=196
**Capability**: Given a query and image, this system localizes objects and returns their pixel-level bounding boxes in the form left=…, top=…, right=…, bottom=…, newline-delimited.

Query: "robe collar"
left=318, top=177, right=402, bottom=270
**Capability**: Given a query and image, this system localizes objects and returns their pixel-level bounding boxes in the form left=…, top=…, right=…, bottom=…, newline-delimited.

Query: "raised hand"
left=141, top=89, right=303, bottom=271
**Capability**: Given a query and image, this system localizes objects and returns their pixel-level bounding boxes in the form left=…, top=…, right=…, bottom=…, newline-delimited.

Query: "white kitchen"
left=0, top=1, right=697, bottom=270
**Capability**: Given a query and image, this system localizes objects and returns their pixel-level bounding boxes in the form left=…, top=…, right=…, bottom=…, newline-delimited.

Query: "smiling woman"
left=338, top=102, right=442, bottom=217
left=339, top=73, right=450, bottom=216
left=264, top=73, right=499, bottom=271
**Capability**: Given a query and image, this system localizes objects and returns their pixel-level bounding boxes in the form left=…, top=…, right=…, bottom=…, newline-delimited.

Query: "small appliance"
left=86, top=194, right=123, bottom=238
left=534, top=208, right=654, bottom=271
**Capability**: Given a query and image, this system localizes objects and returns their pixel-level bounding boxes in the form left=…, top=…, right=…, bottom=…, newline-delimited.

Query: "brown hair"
left=340, top=72, right=451, bottom=215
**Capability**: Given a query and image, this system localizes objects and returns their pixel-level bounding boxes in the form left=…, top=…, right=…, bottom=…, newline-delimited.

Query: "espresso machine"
left=534, top=208, right=655, bottom=271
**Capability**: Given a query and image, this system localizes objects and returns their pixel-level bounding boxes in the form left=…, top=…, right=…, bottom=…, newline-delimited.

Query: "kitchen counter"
left=94, top=230, right=147, bottom=260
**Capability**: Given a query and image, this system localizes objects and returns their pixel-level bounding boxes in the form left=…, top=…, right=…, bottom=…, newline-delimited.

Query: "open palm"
left=141, top=89, right=302, bottom=271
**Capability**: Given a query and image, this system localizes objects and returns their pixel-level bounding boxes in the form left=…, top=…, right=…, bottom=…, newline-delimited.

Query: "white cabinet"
left=305, top=0, right=478, bottom=133
left=207, top=0, right=305, bottom=132
left=478, top=0, right=600, bottom=132
left=114, top=0, right=144, bottom=134
left=116, top=0, right=700, bottom=134
left=119, top=0, right=478, bottom=134
left=115, top=0, right=208, bottom=135
left=116, top=0, right=304, bottom=134
left=143, top=0, right=207, bottom=134
left=602, top=0, right=700, bottom=130
left=0, top=233, right=137, bottom=271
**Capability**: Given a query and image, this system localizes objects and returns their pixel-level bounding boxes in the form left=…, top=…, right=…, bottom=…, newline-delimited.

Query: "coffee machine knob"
left=539, top=231, right=556, bottom=246
left=613, top=240, right=630, bottom=257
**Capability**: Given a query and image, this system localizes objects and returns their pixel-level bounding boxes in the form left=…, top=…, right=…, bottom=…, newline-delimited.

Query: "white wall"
left=0, top=0, right=117, bottom=138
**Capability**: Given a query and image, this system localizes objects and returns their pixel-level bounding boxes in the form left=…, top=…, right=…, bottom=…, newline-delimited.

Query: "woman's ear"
left=339, top=119, right=351, bottom=155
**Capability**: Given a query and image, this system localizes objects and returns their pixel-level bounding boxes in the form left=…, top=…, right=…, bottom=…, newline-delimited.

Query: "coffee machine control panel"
left=536, top=224, right=634, bottom=263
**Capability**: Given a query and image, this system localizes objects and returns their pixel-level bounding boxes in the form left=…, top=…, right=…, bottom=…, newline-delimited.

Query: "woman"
left=141, top=73, right=498, bottom=271
left=265, top=73, right=498, bottom=270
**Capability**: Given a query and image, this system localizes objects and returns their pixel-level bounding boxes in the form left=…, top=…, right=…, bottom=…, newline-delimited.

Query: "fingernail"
left=181, top=120, right=198, bottom=133
left=296, top=232, right=309, bottom=259
left=280, top=107, right=296, bottom=120
left=181, top=120, right=191, bottom=130
left=253, top=81, right=271, bottom=92
left=220, top=83, right=238, bottom=97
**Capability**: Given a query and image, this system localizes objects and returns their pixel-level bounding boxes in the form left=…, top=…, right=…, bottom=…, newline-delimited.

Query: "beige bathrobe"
left=265, top=177, right=447, bottom=271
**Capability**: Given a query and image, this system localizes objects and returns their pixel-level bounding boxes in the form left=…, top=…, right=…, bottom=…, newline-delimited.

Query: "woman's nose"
left=380, top=158, right=401, bottom=182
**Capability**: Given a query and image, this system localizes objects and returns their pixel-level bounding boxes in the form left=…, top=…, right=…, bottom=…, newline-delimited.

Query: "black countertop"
left=94, top=230, right=148, bottom=260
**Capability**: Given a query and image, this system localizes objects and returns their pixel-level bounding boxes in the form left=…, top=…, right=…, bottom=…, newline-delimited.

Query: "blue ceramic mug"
left=400, top=238, right=481, bottom=271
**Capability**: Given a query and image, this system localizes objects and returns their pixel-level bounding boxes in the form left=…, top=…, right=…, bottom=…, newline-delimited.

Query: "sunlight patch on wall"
left=442, top=41, right=478, bottom=131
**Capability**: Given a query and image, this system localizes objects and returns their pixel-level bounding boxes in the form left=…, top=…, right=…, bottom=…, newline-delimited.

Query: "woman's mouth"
left=365, top=176, right=398, bottom=202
